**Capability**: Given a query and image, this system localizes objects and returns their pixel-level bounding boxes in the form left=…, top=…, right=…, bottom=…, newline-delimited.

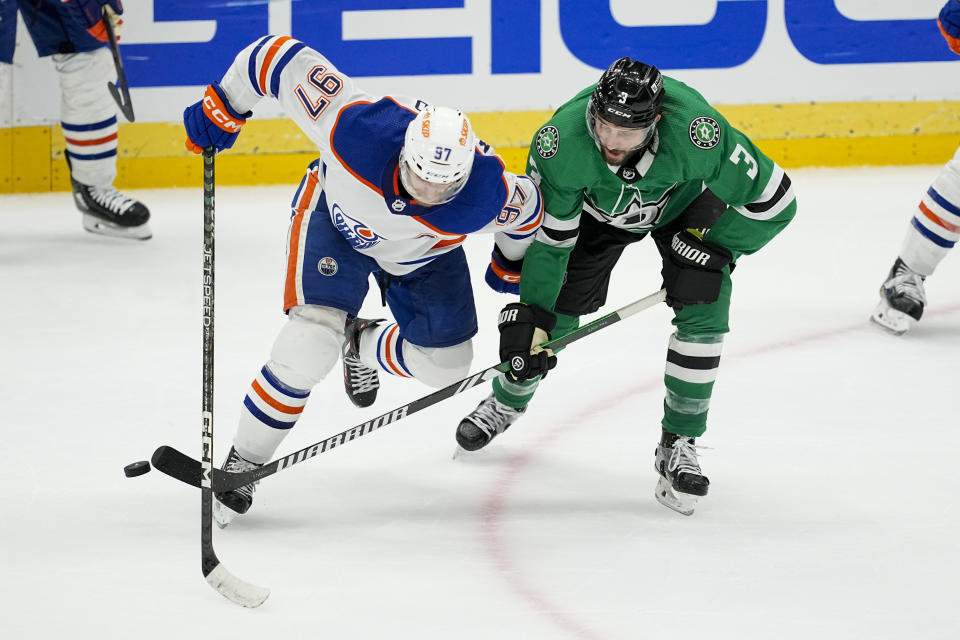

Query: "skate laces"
left=87, top=185, right=136, bottom=215
left=223, top=452, right=260, bottom=497
left=885, top=263, right=927, bottom=306
left=668, top=438, right=704, bottom=475
left=343, top=318, right=381, bottom=395
left=344, top=353, right=379, bottom=393
left=468, top=395, right=523, bottom=437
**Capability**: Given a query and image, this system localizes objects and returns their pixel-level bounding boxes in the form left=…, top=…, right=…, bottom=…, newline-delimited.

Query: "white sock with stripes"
left=900, top=152, right=960, bottom=276
left=234, top=363, right=311, bottom=464
left=54, top=49, right=118, bottom=187
left=359, top=322, right=414, bottom=378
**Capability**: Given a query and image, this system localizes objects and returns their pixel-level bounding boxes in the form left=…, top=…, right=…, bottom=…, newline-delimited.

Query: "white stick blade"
left=206, top=563, right=270, bottom=607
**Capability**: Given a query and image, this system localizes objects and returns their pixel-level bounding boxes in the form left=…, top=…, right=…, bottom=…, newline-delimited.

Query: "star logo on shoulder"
left=536, top=125, right=560, bottom=159
left=688, top=116, right=721, bottom=149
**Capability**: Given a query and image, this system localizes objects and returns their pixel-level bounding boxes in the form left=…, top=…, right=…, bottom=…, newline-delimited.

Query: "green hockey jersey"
left=521, top=76, right=797, bottom=312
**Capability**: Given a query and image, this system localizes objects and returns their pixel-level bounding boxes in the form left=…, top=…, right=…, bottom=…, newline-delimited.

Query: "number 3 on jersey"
left=295, top=65, right=343, bottom=120
left=729, top=143, right=758, bottom=179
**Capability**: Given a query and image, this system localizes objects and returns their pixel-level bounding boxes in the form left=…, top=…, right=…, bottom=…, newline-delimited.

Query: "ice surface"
left=1, top=166, right=957, bottom=638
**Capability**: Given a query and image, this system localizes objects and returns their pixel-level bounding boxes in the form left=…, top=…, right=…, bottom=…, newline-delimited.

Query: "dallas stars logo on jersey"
left=689, top=117, right=721, bottom=149
left=536, top=126, right=560, bottom=158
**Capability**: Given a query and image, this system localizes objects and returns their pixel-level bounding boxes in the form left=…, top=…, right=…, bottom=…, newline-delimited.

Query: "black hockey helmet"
left=588, top=57, right=665, bottom=129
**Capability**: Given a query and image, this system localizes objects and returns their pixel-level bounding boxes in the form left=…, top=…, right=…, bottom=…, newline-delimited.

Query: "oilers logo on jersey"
left=318, top=257, right=338, bottom=276
left=332, top=203, right=382, bottom=250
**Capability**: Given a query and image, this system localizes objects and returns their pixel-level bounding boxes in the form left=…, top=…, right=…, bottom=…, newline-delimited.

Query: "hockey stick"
left=152, top=288, right=668, bottom=492
left=198, top=147, right=269, bottom=607
left=102, top=6, right=135, bottom=122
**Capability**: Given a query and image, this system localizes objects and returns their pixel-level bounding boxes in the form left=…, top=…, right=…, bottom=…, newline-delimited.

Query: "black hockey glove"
left=661, top=230, right=733, bottom=309
left=498, top=303, right=558, bottom=382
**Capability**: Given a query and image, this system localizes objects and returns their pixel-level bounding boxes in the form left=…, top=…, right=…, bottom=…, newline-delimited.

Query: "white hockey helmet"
left=399, top=106, right=476, bottom=205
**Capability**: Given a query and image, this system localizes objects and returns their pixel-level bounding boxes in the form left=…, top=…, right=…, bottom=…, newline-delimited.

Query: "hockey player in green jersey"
left=456, top=58, right=797, bottom=515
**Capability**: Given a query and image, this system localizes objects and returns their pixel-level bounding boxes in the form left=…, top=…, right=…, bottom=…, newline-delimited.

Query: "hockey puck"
left=124, top=460, right=151, bottom=478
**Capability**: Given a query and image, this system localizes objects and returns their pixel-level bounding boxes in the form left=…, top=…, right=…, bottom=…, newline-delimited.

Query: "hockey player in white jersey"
left=1, top=0, right=150, bottom=239
left=183, top=35, right=544, bottom=526
left=872, top=0, right=960, bottom=334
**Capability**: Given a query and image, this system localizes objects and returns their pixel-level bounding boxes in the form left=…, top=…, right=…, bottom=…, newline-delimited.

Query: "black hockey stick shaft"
left=102, top=6, right=135, bottom=122
left=200, top=147, right=218, bottom=579
left=152, top=288, right=667, bottom=492
left=197, top=148, right=270, bottom=606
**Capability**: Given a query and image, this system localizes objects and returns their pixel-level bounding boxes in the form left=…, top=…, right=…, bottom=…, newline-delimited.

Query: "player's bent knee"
left=268, top=305, right=347, bottom=387
left=404, top=340, right=473, bottom=388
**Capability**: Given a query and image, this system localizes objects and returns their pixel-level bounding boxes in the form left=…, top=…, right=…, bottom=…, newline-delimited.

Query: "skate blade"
left=452, top=444, right=499, bottom=461
left=452, top=445, right=481, bottom=460
left=82, top=214, right=152, bottom=241
left=870, top=300, right=914, bottom=336
left=213, top=499, right=239, bottom=529
left=655, top=476, right=698, bottom=516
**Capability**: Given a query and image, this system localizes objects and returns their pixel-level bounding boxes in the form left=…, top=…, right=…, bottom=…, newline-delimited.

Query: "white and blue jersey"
left=220, top=35, right=542, bottom=277
left=217, top=36, right=543, bottom=347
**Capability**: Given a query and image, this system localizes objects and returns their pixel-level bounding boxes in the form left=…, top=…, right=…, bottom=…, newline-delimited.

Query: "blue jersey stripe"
left=290, top=173, right=309, bottom=209
left=260, top=365, right=311, bottom=399
left=376, top=328, right=388, bottom=366
left=397, top=255, right=439, bottom=266
left=247, top=35, right=273, bottom=96
left=517, top=185, right=543, bottom=226
left=393, top=335, right=413, bottom=377
left=62, top=116, right=117, bottom=132
left=270, top=42, right=306, bottom=97
left=290, top=159, right=324, bottom=210
left=927, top=187, right=960, bottom=217
left=243, top=396, right=297, bottom=430
left=912, top=216, right=956, bottom=248
left=66, top=149, right=117, bottom=161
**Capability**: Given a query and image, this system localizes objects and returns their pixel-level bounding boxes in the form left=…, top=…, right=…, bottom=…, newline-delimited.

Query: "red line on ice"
left=478, top=303, right=960, bottom=639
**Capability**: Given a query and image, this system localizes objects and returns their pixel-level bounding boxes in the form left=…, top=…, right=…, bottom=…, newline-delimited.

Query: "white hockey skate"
left=654, top=429, right=709, bottom=516
left=213, top=447, right=262, bottom=528
left=870, top=258, right=926, bottom=335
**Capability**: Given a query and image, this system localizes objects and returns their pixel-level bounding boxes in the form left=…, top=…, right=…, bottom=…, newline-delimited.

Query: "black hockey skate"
left=870, top=257, right=927, bottom=335
left=456, top=392, right=526, bottom=451
left=654, top=428, right=709, bottom=516
left=213, top=447, right=263, bottom=528
left=72, top=179, right=152, bottom=240
left=342, top=316, right=383, bottom=408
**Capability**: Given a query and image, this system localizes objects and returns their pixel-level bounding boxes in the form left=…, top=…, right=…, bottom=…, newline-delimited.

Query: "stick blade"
left=108, top=81, right=136, bottom=122
left=152, top=445, right=202, bottom=487
left=206, top=563, right=270, bottom=608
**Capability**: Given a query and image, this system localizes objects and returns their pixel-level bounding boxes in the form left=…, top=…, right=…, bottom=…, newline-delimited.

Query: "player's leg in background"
left=22, top=0, right=150, bottom=238
left=213, top=174, right=376, bottom=525
left=872, top=146, right=960, bottom=334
